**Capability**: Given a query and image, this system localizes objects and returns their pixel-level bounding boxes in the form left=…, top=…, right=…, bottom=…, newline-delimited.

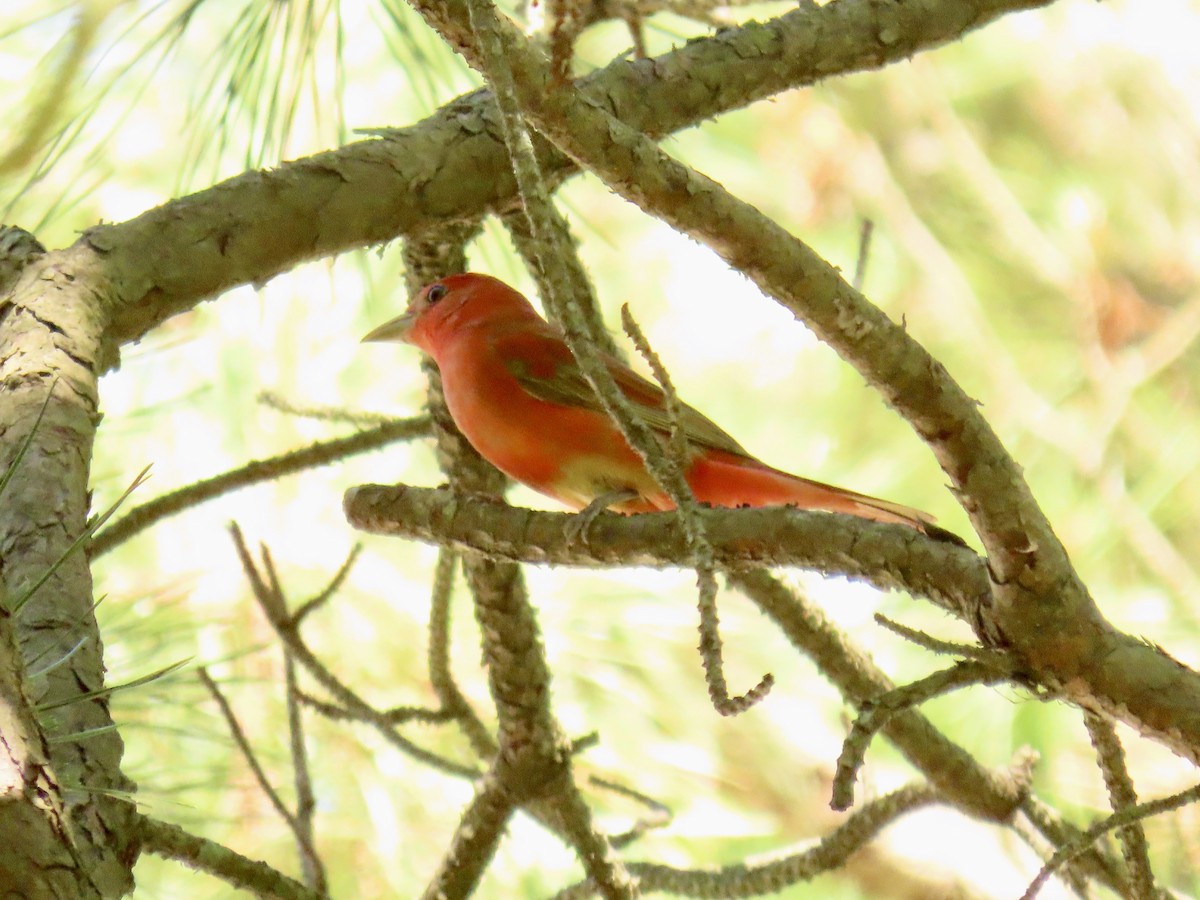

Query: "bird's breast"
left=436, top=341, right=657, bottom=506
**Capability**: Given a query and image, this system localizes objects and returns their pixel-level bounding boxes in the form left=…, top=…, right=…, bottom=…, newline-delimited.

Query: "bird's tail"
left=682, top=451, right=965, bottom=545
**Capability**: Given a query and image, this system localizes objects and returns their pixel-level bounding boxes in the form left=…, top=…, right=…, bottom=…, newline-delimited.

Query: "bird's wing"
left=498, top=327, right=751, bottom=459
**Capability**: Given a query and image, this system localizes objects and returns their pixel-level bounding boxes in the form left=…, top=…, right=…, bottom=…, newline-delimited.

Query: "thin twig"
left=1017, top=795, right=1127, bottom=897
left=428, top=547, right=497, bottom=760
left=1082, top=711, right=1156, bottom=899
left=230, top=524, right=480, bottom=780
left=137, top=814, right=321, bottom=900
left=1020, top=782, right=1200, bottom=900
left=852, top=218, right=874, bottom=291
left=553, top=782, right=942, bottom=899
left=297, top=690, right=451, bottom=726
left=589, top=776, right=672, bottom=849
left=873, top=613, right=1010, bottom=663
left=92, top=417, right=429, bottom=557
left=285, top=651, right=327, bottom=895
left=620, top=303, right=772, bottom=715
left=259, top=391, right=399, bottom=427
left=832, top=661, right=1008, bottom=811
left=293, top=544, right=362, bottom=627
left=197, top=666, right=321, bottom=878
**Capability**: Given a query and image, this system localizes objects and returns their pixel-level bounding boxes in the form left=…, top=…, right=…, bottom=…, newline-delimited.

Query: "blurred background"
left=3, top=0, right=1199, bottom=896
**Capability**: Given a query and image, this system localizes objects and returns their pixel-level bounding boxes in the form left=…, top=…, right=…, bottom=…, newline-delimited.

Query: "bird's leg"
left=565, top=488, right=640, bottom=547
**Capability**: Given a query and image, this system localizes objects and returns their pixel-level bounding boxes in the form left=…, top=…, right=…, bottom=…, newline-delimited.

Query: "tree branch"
left=90, top=416, right=429, bottom=557
left=404, top=0, right=1200, bottom=768
left=344, top=483, right=987, bottom=618
left=85, top=0, right=1052, bottom=349
left=0, top=243, right=135, bottom=892
left=137, top=814, right=321, bottom=900
left=553, top=782, right=942, bottom=899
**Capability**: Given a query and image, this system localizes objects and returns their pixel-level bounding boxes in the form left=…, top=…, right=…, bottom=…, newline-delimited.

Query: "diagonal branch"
left=86, top=0, right=1053, bottom=350
left=831, top=661, right=1012, bottom=812
left=137, top=814, right=322, bottom=900
left=90, top=416, right=430, bottom=557
left=197, top=666, right=327, bottom=893
left=404, top=0, right=1200, bottom=767
left=1082, top=712, right=1156, bottom=898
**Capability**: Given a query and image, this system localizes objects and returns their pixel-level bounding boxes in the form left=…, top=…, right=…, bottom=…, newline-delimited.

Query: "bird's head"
left=362, top=272, right=541, bottom=358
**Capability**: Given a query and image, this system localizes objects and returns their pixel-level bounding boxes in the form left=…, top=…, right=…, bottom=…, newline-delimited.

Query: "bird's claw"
left=565, top=489, right=639, bottom=548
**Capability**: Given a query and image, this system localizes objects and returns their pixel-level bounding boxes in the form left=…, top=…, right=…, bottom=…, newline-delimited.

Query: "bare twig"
left=197, top=666, right=325, bottom=889
left=285, top=652, right=327, bottom=894
left=873, top=613, right=1011, bottom=663
left=1082, top=712, right=1155, bottom=899
left=296, top=691, right=449, bottom=726
left=292, top=545, right=362, bottom=627
left=852, top=218, right=874, bottom=292
left=1016, top=795, right=1126, bottom=897
left=92, top=418, right=429, bottom=557
left=137, top=814, right=321, bottom=900
left=428, top=547, right=496, bottom=760
left=619, top=303, right=772, bottom=715
left=1020, top=782, right=1200, bottom=900
left=832, top=661, right=1010, bottom=811
left=589, top=776, right=672, bottom=849
left=229, top=524, right=480, bottom=780
left=258, top=391, right=398, bottom=427
left=553, top=782, right=942, bottom=899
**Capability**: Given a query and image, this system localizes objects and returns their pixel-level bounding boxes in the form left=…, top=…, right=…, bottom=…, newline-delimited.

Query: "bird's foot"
left=566, top=489, right=639, bottom=548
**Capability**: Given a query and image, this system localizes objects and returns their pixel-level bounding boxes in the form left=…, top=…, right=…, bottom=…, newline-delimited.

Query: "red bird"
left=363, top=273, right=953, bottom=539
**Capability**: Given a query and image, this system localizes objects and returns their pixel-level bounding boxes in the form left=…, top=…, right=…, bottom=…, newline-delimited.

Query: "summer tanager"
left=363, top=273, right=954, bottom=540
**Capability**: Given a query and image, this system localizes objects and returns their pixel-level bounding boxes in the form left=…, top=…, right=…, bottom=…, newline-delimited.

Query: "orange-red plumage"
left=363, top=273, right=948, bottom=536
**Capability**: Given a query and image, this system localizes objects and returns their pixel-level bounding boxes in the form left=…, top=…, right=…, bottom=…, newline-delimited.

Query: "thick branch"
left=344, top=483, right=987, bottom=618
left=90, top=0, right=1051, bottom=349
left=0, top=246, right=135, bottom=892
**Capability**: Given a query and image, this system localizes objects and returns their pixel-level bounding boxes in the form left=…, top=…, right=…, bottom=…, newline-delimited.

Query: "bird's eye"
left=426, top=283, right=448, bottom=304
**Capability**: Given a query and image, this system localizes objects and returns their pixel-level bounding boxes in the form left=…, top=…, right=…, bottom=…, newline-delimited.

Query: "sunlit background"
left=3, top=0, right=1200, bottom=896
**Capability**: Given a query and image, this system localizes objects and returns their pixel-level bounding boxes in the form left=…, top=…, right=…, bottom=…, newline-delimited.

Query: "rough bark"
left=0, top=236, right=135, bottom=895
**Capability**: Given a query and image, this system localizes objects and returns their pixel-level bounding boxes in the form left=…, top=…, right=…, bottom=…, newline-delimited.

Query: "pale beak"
left=361, top=311, right=415, bottom=344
